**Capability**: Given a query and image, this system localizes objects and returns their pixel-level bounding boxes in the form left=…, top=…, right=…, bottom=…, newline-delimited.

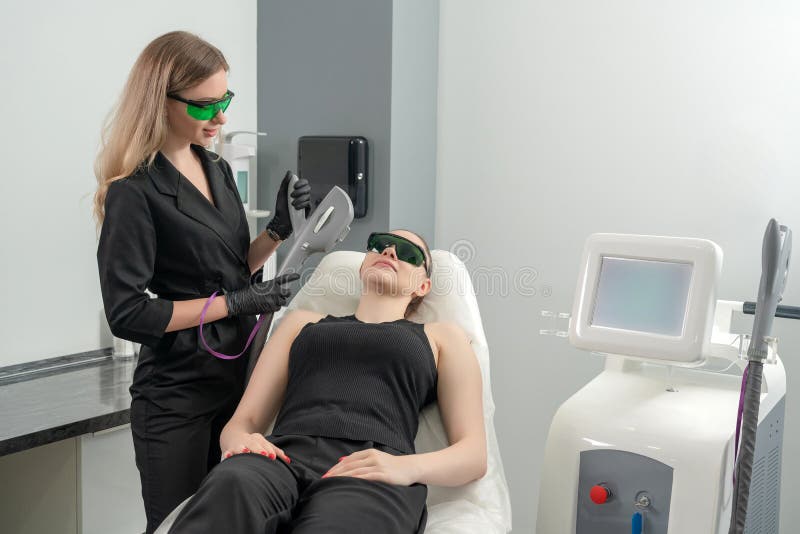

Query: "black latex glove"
left=223, top=272, right=300, bottom=317
left=266, top=171, right=312, bottom=240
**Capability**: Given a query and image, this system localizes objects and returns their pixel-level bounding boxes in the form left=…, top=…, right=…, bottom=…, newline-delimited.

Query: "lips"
left=204, top=129, right=218, bottom=137
left=374, top=260, right=396, bottom=271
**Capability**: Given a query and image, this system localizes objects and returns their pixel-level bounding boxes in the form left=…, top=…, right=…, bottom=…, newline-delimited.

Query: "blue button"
left=631, top=512, right=643, bottom=534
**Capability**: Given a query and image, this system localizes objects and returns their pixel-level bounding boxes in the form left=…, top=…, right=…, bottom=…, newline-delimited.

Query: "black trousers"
left=130, top=394, right=240, bottom=534
left=167, top=434, right=429, bottom=534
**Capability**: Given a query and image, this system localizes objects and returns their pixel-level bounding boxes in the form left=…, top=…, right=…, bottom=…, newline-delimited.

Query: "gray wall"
left=436, top=1, right=800, bottom=532
left=258, top=0, right=392, bottom=272
left=389, top=0, right=439, bottom=242
left=258, top=0, right=438, bottom=276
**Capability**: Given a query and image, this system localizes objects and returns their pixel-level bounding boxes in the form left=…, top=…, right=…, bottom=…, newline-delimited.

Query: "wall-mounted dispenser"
left=217, top=130, right=271, bottom=241
left=298, top=136, right=368, bottom=219
left=219, top=130, right=267, bottom=212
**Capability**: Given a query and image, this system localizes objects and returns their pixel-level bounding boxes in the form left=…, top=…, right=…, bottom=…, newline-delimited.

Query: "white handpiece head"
left=277, top=177, right=354, bottom=276
left=245, top=178, right=354, bottom=384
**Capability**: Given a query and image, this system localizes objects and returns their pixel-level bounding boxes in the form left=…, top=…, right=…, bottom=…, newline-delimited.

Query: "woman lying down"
left=168, top=229, right=486, bottom=534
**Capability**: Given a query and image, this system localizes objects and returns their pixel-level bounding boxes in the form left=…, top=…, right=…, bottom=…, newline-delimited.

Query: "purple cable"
left=198, top=291, right=267, bottom=360
left=733, top=365, right=750, bottom=484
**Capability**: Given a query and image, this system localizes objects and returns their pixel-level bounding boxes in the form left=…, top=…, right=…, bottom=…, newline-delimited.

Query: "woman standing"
left=93, top=31, right=310, bottom=533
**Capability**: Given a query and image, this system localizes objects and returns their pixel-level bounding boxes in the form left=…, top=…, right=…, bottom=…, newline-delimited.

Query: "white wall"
left=0, top=0, right=257, bottom=367
left=436, top=1, right=800, bottom=531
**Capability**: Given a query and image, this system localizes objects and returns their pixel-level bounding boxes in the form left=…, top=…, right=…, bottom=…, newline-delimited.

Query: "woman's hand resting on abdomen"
left=321, top=448, right=421, bottom=486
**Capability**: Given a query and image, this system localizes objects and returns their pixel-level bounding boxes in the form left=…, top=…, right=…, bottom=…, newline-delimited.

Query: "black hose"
left=742, top=301, right=800, bottom=320
left=728, top=360, right=764, bottom=534
left=245, top=313, right=275, bottom=386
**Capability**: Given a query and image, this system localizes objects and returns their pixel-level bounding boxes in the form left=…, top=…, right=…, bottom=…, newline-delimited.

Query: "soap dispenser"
left=217, top=130, right=267, bottom=212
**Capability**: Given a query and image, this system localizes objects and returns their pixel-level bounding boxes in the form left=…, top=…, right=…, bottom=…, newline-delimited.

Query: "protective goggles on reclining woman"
left=367, top=232, right=430, bottom=277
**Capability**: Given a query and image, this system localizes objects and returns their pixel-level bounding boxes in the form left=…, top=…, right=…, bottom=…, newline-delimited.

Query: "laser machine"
left=536, top=229, right=792, bottom=534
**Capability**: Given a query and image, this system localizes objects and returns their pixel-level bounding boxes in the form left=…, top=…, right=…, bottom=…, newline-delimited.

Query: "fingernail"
left=321, top=473, right=329, bottom=478
left=269, top=452, right=276, bottom=460
left=243, top=447, right=250, bottom=453
left=260, top=451, right=267, bottom=456
left=224, top=452, right=232, bottom=459
left=285, top=456, right=291, bottom=464
left=338, top=456, right=345, bottom=462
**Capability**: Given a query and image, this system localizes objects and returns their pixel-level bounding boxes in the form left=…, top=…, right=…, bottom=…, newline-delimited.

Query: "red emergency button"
left=590, top=484, right=612, bottom=504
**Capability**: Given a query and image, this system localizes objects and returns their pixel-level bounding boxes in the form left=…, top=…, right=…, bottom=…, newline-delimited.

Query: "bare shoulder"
left=423, top=321, right=473, bottom=368
left=420, top=321, right=480, bottom=379
left=275, top=309, right=326, bottom=337
left=425, top=320, right=471, bottom=345
left=284, top=308, right=326, bottom=322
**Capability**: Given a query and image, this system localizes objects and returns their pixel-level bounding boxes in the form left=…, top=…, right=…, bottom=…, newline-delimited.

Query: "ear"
left=413, top=276, right=432, bottom=298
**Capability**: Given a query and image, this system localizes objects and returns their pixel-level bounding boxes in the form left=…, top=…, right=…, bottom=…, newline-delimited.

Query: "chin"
left=364, top=268, right=397, bottom=290
left=370, top=265, right=397, bottom=277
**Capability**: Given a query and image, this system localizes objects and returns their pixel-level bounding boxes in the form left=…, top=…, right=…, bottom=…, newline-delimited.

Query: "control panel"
left=576, top=449, right=673, bottom=534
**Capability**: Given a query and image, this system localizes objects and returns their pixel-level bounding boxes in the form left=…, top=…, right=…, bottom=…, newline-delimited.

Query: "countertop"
left=0, top=349, right=136, bottom=456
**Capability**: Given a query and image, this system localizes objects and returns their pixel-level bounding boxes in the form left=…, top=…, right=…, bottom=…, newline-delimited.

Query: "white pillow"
left=275, top=249, right=512, bottom=533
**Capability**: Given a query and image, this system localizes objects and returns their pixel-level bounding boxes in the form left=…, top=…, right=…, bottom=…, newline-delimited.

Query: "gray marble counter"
left=0, top=349, right=136, bottom=456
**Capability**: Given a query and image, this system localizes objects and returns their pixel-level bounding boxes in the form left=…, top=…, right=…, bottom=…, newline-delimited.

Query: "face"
left=165, top=68, right=229, bottom=147
left=360, top=230, right=431, bottom=301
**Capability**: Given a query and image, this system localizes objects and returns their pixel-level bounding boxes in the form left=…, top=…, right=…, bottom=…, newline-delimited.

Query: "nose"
left=211, top=110, right=227, bottom=125
left=381, top=246, right=397, bottom=261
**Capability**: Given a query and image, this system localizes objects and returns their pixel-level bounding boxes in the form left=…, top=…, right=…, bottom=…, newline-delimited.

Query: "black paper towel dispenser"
left=298, top=136, right=368, bottom=218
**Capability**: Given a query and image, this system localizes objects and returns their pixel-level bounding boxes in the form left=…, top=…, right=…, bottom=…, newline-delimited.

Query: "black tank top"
left=271, top=314, right=438, bottom=454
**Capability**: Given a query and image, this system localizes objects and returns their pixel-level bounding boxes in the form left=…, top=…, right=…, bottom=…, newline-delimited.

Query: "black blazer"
left=97, top=144, right=257, bottom=411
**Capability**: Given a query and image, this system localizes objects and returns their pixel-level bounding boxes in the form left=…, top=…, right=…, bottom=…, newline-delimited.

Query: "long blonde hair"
left=92, top=31, right=228, bottom=231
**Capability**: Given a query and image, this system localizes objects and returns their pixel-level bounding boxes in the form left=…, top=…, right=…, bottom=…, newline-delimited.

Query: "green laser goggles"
left=367, top=232, right=430, bottom=275
left=167, top=89, right=234, bottom=120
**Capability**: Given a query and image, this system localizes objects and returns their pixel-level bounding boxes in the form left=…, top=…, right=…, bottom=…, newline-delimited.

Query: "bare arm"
left=165, top=230, right=283, bottom=331
left=163, top=297, right=229, bottom=332
left=220, top=309, right=320, bottom=456
left=164, top=228, right=283, bottom=331
left=247, top=230, right=282, bottom=275
left=410, top=322, right=487, bottom=486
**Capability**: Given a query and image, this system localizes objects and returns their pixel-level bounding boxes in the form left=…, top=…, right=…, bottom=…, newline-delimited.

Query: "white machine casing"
left=537, top=234, right=787, bottom=534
